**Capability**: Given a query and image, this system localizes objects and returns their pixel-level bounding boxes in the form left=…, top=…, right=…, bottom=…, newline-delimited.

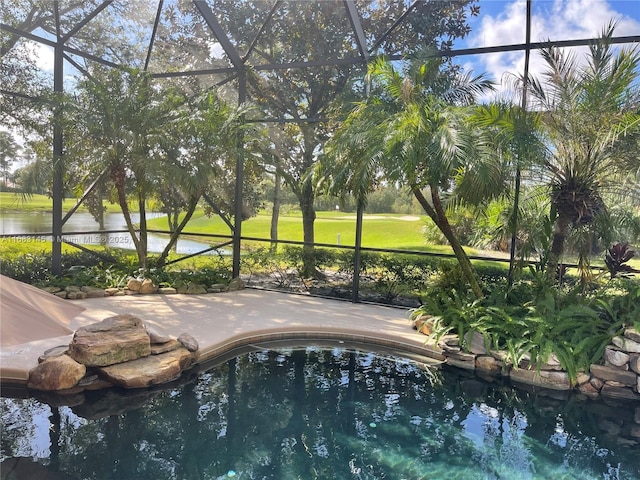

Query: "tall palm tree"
left=473, top=98, right=547, bottom=279
left=528, top=22, right=640, bottom=282
left=68, top=67, right=184, bottom=268
left=322, top=55, right=500, bottom=298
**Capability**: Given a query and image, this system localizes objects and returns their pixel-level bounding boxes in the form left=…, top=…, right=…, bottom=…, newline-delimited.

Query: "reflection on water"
left=1, top=348, right=639, bottom=480
left=0, top=211, right=158, bottom=234
left=0, top=211, right=217, bottom=254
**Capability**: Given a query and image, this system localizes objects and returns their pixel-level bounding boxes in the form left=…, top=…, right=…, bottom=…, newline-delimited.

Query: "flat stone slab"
left=624, top=328, right=640, bottom=343
left=98, top=348, right=192, bottom=389
left=157, top=287, right=177, bottom=295
left=604, top=347, right=630, bottom=367
left=81, top=286, right=106, bottom=298
left=146, top=325, right=173, bottom=344
left=150, top=339, right=182, bottom=355
left=38, top=345, right=69, bottom=363
left=475, top=355, right=503, bottom=374
left=68, top=315, right=151, bottom=367
left=176, top=284, right=207, bottom=294
left=510, top=368, right=571, bottom=391
left=445, top=357, right=476, bottom=371
left=591, top=364, right=638, bottom=387
left=177, top=333, right=199, bottom=352
left=612, top=336, right=640, bottom=354
left=464, top=330, right=488, bottom=355
left=631, top=354, right=640, bottom=375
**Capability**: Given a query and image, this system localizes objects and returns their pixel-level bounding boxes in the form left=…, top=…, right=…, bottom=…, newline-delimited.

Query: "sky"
left=16, top=1, right=640, bottom=127
left=453, top=0, right=640, bottom=94
left=5, top=0, right=639, bottom=169
left=28, top=1, right=639, bottom=82
left=15, top=0, right=640, bottom=117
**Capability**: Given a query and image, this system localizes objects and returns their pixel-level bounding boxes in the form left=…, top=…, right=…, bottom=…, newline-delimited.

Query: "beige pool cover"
left=0, top=275, right=82, bottom=347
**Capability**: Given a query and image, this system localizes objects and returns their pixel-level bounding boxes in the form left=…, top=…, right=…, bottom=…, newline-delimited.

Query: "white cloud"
left=472, top=1, right=528, bottom=48
left=24, top=40, right=82, bottom=90
left=208, top=41, right=225, bottom=60
left=31, top=41, right=55, bottom=72
left=464, top=0, right=640, bottom=99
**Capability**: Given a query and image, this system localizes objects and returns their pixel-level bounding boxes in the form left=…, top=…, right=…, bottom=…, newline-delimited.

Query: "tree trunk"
left=137, top=188, right=148, bottom=269
left=165, top=209, right=179, bottom=254
left=299, top=178, right=317, bottom=278
left=156, top=195, right=200, bottom=267
left=270, top=170, right=281, bottom=251
left=97, top=182, right=105, bottom=230
left=111, top=164, right=145, bottom=267
left=545, top=212, right=571, bottom=284
left=298, top=126, right=320, bottom=278
left=412, top=186, right=484, bottom=299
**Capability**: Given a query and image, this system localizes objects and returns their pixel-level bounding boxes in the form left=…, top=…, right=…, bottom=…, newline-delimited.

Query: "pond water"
left=1, top=347, right=639, bottom=480
left=0, top=211, right=216, bottom=254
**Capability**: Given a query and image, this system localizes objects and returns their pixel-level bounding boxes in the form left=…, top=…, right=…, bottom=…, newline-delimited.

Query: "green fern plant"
left=412, top=276, right=623, bottom=383
left=411, top=289, right=477, bottom=349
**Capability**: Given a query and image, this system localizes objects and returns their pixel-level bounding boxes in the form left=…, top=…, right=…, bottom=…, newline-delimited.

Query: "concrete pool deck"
left=0, top=289, right=444, bottom=385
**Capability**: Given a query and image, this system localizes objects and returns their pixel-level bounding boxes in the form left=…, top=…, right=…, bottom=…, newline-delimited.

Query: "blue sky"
left=28, top=1, right=639, bottom=83
left=462, top=0, right=639, bottom=47
left=7, top=0, right=639, bottom=159
left=453, top=0, right=640, bottom=92
left=19, top=0, right=640, bottom=106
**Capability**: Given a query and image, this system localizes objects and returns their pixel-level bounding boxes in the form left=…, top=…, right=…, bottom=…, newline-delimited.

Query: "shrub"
left=596, top=277, right=640, bottom=330
left=0, top=247, right=233, bottom=291
left=412, top=276, right=630, bottom=381
left=374, top=254, right=435, bottom=299
left=426, top=260, right=472, bottom=300
left=281, top=246, right=338, bottom=280
left=0, top=252, right=52, bottom=284
left=147, top=265, right=231, bottom=289
left=335, top=250, right=381, bottom=277
left=241, top=246, right=294, bottom=288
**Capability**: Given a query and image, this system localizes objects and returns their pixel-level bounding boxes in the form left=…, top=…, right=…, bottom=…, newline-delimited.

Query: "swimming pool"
left=2, top=346, right=639, bottom=479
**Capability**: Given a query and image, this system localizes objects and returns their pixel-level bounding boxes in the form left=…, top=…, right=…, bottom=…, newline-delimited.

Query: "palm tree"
left=322, top=55, right=500, bottom=299
left=68, top=67, right=255, bottom=269
left=472, top=98, right=547, bottom=281
left=68, top=67, right=184, bottom=268
left=528, top=22, right=640, bottom=282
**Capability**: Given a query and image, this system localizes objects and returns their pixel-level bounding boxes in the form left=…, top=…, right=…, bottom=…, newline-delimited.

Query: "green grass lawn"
left=147, top=209, right=505, bottom=261
left=150, top=210, right=445, bottom=250
left=147, top=209, right=640, bottom=271
left=3, top=195, right=637, bottom=271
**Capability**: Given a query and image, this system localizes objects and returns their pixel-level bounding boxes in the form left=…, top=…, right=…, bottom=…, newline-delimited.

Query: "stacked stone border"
left=413, top=314, right=640, bottom=403
left=26, top=276, right=248, bottom=393
left=40, top=276, right=245, bottom=299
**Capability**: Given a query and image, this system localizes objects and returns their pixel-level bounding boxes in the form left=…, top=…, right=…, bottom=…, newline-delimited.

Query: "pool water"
left=1, top=347, right=639, bottom=479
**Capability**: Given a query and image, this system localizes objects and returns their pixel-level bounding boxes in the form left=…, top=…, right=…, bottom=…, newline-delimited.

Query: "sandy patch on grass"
left=337, top=215, right=420, bottom=221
